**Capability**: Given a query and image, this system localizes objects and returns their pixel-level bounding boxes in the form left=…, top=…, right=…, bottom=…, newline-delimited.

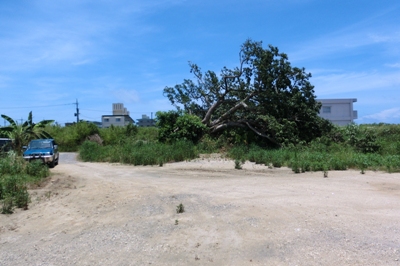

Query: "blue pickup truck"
left=23, top=139, right=59, bottom=168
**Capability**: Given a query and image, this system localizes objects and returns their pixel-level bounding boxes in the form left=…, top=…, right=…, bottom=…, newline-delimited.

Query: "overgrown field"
left=79, top=140, right=198, bottom=166
left=0, top=153, right=49, bottom=214
left=229, top=123, right=400, bottom=173
left=68, top=122, right=400, bottom=173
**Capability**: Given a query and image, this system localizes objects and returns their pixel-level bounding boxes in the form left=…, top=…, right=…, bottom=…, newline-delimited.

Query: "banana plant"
left=0, top=111, right=54, bottom=155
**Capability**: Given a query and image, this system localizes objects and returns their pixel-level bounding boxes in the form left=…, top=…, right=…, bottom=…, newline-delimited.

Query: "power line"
left=1, top=103, right=75, bottom=110
left=80, top=108, right=109, bottom=113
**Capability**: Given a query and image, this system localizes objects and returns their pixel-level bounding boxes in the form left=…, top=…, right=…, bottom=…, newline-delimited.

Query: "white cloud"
left=386, top=63, right=400, bottom=68
left=289, top=8, right=400, bottom=63
left=291, top=30, right=399, bottom=63
left=360, top=107, right=400, bottom=123
left=0, top=23, right=98, bottom=72
left=312, top=70, right=400, bottom=96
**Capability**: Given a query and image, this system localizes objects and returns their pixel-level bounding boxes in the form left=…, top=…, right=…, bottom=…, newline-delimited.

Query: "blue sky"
left=1, top=0, right=399, bottom=125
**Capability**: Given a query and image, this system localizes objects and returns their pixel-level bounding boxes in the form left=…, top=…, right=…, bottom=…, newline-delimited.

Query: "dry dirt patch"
left=1, top=153, right=400, bottom=265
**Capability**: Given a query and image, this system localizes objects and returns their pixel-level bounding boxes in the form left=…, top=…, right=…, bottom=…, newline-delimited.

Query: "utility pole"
left=74, top=99, right=80, bottom=123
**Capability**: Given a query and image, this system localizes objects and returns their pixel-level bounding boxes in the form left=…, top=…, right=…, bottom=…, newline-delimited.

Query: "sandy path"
left=1, top=153, right=400, bottom=265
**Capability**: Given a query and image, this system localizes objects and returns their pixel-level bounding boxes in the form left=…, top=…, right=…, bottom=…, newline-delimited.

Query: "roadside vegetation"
left=228, top=123, right=400, bottom=173
left=0, top=111, right=53, bottom=214
left=45, top=119, right=400, bottom=174
left=0, top=152, right=49, bottom=214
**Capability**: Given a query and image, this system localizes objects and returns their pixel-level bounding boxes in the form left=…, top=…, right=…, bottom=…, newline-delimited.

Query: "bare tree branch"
left=211, top=91, right=256, bottom=126
left=202, top=99, right=223, bottom=125
left=210, top=121, right=247, bottom=133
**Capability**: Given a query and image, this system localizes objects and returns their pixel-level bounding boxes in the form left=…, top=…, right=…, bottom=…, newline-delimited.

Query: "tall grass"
left=79, top=140, right=198, bottom=166
left=77, top=123, right=400, bottom=173
left=46, top=123, right=159, bottom=152
left=0, top=153, right=49, bottom=214
left=227, top=142, right=400, bottom=173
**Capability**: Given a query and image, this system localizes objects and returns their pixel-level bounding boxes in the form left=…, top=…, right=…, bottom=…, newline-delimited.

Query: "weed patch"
left=176, top=203, right=185, bottom=214
left=0, top=154, right=49, bottom=214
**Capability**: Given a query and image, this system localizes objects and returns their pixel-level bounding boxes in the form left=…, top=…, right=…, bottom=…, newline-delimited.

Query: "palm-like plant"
left=0, top=111, right=54, bottom=155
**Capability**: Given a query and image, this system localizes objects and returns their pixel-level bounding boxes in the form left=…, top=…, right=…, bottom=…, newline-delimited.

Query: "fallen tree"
left=163, top=39, right=332, bottom=146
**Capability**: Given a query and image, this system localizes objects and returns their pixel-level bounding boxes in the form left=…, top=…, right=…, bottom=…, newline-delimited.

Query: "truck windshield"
left=29, top=141, right=52, bottom=149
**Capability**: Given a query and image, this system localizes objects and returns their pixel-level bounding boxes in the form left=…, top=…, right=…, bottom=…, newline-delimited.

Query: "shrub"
left=157, top=111, right=207, bottom=144
left=0, top=174, right=31, bottom=213
left=78, top=141, right=104, bottom=162
left=0, top=151, right=50, bottom=214
left=234, top=159, right=243, bottom=170
left=25, top=160, right=49, bottom=179
left=176, top=203, right=185, bottom=214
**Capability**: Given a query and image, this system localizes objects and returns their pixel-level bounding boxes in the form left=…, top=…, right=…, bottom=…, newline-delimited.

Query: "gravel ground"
left=1, top=153, right=400, bottom=265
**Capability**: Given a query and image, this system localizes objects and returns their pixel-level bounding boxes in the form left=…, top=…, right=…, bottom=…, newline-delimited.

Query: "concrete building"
left=318, top=98, right=357, bottom=126
left=136, top=114, right=156, bottom=127
left=102, top=103, right=135, bottom=128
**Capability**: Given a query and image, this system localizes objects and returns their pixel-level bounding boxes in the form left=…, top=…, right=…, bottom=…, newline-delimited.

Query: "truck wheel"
left=49, top=159, right=55, bottom=168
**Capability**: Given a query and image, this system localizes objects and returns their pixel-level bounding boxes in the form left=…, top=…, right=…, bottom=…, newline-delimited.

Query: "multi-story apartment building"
left=318, top=98, right=358, bottom=126
left=102, top=103, right=135, bottom=128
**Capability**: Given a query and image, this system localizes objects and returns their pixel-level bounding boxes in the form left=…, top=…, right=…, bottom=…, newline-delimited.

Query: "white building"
left=318, top=98, right=357, bottom=126
left=102, top=103, right=135, bottom=128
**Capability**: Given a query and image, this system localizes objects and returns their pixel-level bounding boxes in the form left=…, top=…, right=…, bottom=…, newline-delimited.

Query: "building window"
left=116, top=118, right=121, bottom=122
left=322, top=106, right=331, bottom=113
left=104, top=118, right=109, bottom=122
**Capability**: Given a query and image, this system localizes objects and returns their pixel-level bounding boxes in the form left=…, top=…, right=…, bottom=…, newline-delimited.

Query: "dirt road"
left=1, top=153, right=400, bottom=265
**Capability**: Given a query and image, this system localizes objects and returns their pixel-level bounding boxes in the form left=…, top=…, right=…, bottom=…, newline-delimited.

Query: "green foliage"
left=25, top=160, right=50, bottom=179
left=234, top=159, right=243, bottom=169
left=99, top=124, right=138, bottom=145
left=0, top=152, right=25, bottom=175
left=134, top=127, right=159, bottom=142
left=176, top=203, right=185, bottom=214
left=78, top=141, right=106, bottom=162
left=337, top=124, right=381, bottom=153
left=47, top=123, right=156, bottom=152
left=163, top=39, right=332, bottom=146
left=156, top=110, right=181, bottom=143
left=156, top=111, right=207, bottom=144
left=79, top=140, right=198, bottom=166
left=0, top=153, right=49, bottom=214
left=227, top=123, right=400, bottom=173
left=174, top=114, right=207, bottom=143
left=196, top=135, right=221, bottom=153
left=2, top=194, right=14, bottom=214
left=74, top=121, right=400, bottom=174
left=1, top=175, right=30, bottom=213
left=46, top=121, right=99, bottom=151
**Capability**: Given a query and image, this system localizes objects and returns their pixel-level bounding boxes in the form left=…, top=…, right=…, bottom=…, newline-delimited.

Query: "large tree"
left=163, top=39, right=331, bottom=146
left=0, top=111, right=54, bottom=155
